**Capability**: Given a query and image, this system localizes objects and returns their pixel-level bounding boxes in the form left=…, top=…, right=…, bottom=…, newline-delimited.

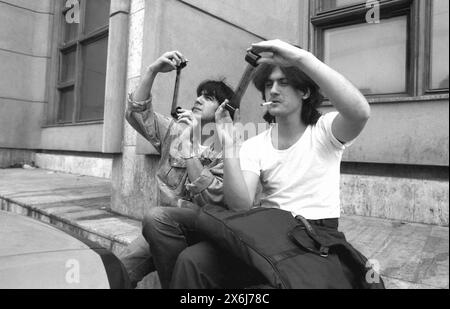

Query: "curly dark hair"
left=196, top=79, right=235, bottom=120
left=252, top=64, right=324, bottom=125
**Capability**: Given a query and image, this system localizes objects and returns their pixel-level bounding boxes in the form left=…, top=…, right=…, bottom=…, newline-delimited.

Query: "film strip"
left=225, top=51, right=261, bottom=116
left=170, top=50, right=261, bottom=119
left=171, top=61, right=187, bottom=119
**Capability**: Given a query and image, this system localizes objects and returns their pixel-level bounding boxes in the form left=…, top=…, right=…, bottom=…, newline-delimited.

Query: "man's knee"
left=171, top=242, right=224, bottom=289
left=142, top=207, right=170, bottom=231
left=170, top=245, right=207, bottom=288
left=174, top=243, right=218, bottom=273
left=178, top=243, right=207, bottom=262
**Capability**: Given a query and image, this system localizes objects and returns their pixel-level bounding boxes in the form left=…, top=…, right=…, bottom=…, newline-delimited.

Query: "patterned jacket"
left=125, top=93, right=224, bottom=210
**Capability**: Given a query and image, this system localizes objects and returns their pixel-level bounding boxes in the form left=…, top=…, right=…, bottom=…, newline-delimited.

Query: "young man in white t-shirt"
left=217, top=40, right=370, bottom=216
left=170, top=40, right=371, bottom=288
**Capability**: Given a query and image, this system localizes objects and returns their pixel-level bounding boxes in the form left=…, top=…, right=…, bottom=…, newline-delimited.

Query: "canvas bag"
left=196, top=205, right=385, bottom=289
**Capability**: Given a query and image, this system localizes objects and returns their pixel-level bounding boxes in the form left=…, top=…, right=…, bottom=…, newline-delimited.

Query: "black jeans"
left=170, top=217, right=339, bottom=289
left=142, top=206, right=266, bottom=289
left=170, top=241, right=267, bottom=289
left=143, top=206, right=338, bottom=289
left=307, top=218, right=339, bottom=229
left=118, top=206, right=202, bottom=289
left=142, top=207, right=202, bottom=288
left=117, top=234, right=155, bottom=288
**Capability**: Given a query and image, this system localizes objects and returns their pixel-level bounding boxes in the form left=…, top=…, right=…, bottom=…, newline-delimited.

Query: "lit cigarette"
left=225, top=103, right=236, bottom=112
left=260, top=102, right=273, bottom=106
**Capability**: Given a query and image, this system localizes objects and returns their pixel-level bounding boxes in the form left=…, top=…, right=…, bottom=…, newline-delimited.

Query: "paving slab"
left=339, top=216, right=449, bottom=289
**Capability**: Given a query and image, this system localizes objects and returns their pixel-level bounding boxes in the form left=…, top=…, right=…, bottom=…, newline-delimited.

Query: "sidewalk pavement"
left=0, top=168, right=448, bottom=289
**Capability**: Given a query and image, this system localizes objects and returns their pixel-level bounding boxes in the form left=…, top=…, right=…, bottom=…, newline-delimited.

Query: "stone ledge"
left=341, top=173, right=449, bottom=226
left=0, top=149, right=35, bottom=168
left=35, top=153, right=113, bottom=179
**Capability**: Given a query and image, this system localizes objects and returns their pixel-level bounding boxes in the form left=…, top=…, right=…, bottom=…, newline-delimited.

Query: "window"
left=428, top=0, right=449, bottom=91
left=54, top=0, right=110, bottom=124
left=311, top=0, right=449, bottom=99
left=323, top=16, right=407, bottom=95
left=319, top=0, right=366, bottom=11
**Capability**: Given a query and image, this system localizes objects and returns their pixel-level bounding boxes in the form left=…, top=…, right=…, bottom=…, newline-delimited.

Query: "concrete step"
left=0, top=168, right=448, bottom=289
left=0, top=168, right=139, bottom=256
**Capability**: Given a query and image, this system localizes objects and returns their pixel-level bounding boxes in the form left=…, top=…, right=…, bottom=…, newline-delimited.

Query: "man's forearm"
left=297, top=53, right=370, bottom=121
left=133, top=68, right=158, bottom=102
left=185, top=158, right=205, bottom=182
left=223, top=151, right=253, bottom=212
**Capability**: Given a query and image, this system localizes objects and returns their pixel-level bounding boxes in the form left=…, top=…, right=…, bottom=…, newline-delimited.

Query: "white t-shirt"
left=239, top=112, right=353, bottom=220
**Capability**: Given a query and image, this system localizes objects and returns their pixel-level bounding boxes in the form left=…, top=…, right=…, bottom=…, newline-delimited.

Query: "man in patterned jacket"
left=119, top=50, right=235, bottom=288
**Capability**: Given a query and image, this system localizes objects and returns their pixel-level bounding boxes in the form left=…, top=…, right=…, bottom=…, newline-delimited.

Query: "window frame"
left=47, top=0, right=110, bottom=126
left=309, top=0, right=448, bottom=104
left=424, top=0, right=449, bottom=94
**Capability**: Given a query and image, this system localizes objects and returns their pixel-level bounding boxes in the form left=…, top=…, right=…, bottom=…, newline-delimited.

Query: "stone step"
left=0, top=190, right=140, bottom=257
left=0, top=168, right=138, bottom=256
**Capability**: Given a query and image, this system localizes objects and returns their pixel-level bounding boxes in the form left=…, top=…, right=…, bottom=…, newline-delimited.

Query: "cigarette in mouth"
left=260, top=102, right=273, bottom=106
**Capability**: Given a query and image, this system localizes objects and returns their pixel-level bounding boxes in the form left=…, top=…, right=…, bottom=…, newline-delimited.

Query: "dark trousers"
left=170, top=241, right=267, bottom=289
left=117, top=234, right=155, bottom=288
left=142, top=206, right=265, bottom=289
left=170, top=217, right=339, bottom=289
left=143, top=205, right=338, bottom=289
left=118, top=206, right=199, bottom=289
left=142, top=207, right=201, bottom=289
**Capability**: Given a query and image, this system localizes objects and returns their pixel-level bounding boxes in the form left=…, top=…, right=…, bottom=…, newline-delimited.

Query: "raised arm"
left=125, top=51, right=187, bottom=151
left=133, top=51, right=186, bottom=102
left=215, top=103, right=259, bottom=212
left=249, top=39, right=370, bottom=143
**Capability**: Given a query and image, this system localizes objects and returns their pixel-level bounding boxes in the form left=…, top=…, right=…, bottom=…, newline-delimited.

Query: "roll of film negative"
left=225, top=51, right=261, bottom=116
left=171, top=61, right=188, bottom=119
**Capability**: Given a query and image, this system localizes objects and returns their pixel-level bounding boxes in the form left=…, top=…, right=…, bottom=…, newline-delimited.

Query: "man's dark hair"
left=252, top=64, right=323, bottom=125
left=197, top=79, right=235, bottom=119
